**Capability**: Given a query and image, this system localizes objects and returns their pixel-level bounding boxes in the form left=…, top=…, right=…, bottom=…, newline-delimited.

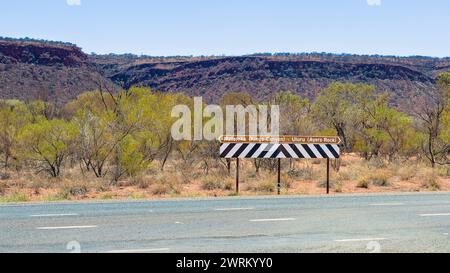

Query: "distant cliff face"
left=104, top=55, right=443, bottom=112
left=0, top=40, right=87, bottom=66
left=0, top=38, right=449, bottom=111
left=0, top=40, right=116, bottom=104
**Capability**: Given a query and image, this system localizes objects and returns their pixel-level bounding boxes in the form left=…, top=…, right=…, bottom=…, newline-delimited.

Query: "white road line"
left=419, top=213, right=450, bottom=217
left=30, top=213, right=78, bottom=217
left=36, top=225, right=97, bottom=230
left=107, top=248, right=170, bottom=253
left=215, top=208, right=254, bottom=211
left=250, top=218, right=296, bottom=222
left=370, top=203, right=404, bottom=206
left=335, top=238, right=387, bottom=242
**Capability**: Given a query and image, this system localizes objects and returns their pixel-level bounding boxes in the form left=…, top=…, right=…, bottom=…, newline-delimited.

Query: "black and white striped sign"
left=220, top=143, right=340, bottom=159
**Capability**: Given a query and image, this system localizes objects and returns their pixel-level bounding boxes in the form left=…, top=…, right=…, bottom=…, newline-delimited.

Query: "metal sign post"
left=220, top=136, right=341, bottom=195
left=326, top=159, right=330, bottom=195
left=277, top=158, right=281, bottom=195
left=236, top=158, right=240, bottom=194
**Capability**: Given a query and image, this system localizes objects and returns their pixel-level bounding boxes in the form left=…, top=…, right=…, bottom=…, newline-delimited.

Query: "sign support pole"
left=277, top=158, right=281, bottom=195
left=236, top=158, right=240, bottom=194
left=326, top=159, right=330, bottom=195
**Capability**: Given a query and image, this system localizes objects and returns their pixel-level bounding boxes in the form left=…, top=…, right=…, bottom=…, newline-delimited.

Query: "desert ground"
left=1, top=154, right=449, bottom=203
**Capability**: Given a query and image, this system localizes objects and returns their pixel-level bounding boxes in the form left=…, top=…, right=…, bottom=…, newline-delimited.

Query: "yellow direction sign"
left=219, top=135, right=342, bottom=145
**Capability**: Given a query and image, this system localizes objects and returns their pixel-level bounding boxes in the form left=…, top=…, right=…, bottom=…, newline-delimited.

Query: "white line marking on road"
left=370, top=203, right=404, bottom=206
left=175, top=222, right=183, bottom=224
left=107, top=248, right=170, bottom=253
left=30, top=213, right=78, bottom=217
left=250, top=218, right=296, bottom=222
left=419, top=213, right=450, bottom=217
left=215, top=208, right=254, bottom=211
left=36, top=225, right=97, bottom=230
left=335, top=238, right=387, bottom=242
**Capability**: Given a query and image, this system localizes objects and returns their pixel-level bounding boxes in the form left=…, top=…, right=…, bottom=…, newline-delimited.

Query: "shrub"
left=101, top=193, right=114, bottom=200
left=93, top=180, right=110, bottom=192
left=334, top=182, right=343, bottom=193
left=357, top=179, right=369, bottom=189
left=436, top=166, right=450, bottom=178
left=288, top=166, right=315, bottom=180
left=368, top=172, right=390, bottom=187
left=317, top=179, right=336, bottom=189
left=60, top=180, right=89, bottom=197
left=368, top=158, right=386, bottom=169
left=281, top=175, right=293, bottom=189
left=336, top=171, right=352, bottom=181
left=397, top=166, right=417, bottom=181
left=0, top=172, right=11, bottom=180
left=421, top=173, right=441, bottom=191
left=151, top=181, right=182, bottom=195
left=201, top=176, right=232, bottom=191
left=247, top=180, right=275, bottom=193
left=26, top=178, right=52, bottom=193
left=151, top=184, right=170, bottom=195
left=130, top=175, right=152, bottom=189
left=246, top=171, right=258, bottom=179
left=128, top=192, right=146, bottom=199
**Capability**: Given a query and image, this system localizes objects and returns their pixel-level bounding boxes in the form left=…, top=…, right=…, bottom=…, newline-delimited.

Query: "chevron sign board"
left=219, top=143, right=340, bottom=159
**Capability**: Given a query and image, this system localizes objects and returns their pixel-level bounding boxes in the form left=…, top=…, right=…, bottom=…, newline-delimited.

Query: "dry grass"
left=0, top=181, right=7, bottom=196
left=397, top=165, right=418, bottom=181
left=246, top=179, right=276, bottom=193
left=417, top=169, right=441, bottom=191
left=0, top=155, right=449, bottom=203
left=201, top=175, right=233, bottom=191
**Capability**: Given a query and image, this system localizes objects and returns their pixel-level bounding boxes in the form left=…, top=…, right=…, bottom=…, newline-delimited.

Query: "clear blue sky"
left=1, top=0, right=449, bottom=57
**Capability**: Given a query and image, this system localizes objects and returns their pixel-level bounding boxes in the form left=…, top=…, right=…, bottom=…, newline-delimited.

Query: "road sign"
left=219, top=136, right=341, bottom=195
left=220, top=143, right=340, bottom=159
left=219, top=135, right=341, bottom=145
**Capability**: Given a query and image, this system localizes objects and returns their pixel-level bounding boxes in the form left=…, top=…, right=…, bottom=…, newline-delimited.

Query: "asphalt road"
left=1, top=192, right=450, bottom=253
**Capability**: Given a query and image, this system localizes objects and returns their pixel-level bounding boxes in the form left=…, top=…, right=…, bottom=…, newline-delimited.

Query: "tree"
left=17, top=117, right=78, bottom=177
left=414, top=72, right=450, bottom=167
left=273, top=91, right=313, bottom=135
left=354, top=94, right=419, bottom=160
left=0, top=100, right=31, bottom=168
left=71, top=92, right=130, bottom=178
left=312, top=82, right=376, bottom=152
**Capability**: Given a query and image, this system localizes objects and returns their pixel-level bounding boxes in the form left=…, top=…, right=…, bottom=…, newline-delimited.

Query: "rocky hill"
left=104, top=55, right=447, bottom=111
left=0, top=39, right=115, bottom=104
left=1, top=38, right=449, bottom=111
